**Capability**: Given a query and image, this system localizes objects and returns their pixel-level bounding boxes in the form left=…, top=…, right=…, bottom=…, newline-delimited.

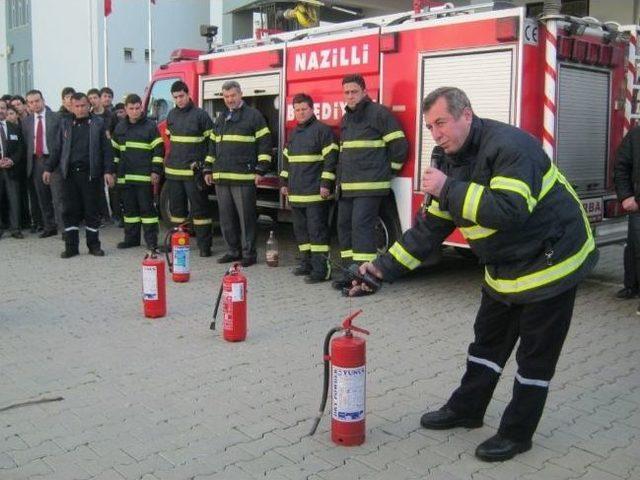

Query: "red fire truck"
left=144, top=2, right=634, bottom=251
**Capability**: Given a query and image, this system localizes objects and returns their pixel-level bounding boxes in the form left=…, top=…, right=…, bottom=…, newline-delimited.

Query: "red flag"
left=104, top=0, right=112, bottom=16
left=151, top=0, right=156, bottom=4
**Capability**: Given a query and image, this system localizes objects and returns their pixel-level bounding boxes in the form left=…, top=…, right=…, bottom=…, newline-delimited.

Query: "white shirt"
left=33, top=111, right=49, bottom=155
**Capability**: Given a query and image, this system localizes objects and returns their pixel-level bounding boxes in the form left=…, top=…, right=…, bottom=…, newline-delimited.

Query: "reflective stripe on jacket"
left=111, top=116, right=164, bottom=185
left=165, top=102, right=213, bottom=180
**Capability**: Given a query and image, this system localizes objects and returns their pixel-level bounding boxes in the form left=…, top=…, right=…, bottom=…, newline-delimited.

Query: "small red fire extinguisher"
left=164, top=224, right=190, bottom=282
left=309, top=309, right=369, bottom=446
left=210, top=263, right=247, bottom=342
left=142, top=250, right=166, bottom=318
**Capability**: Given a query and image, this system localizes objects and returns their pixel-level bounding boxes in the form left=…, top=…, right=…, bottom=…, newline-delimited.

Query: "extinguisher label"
left=173, top=246, right=189, bottom=274
left=232, top=282, right=244, bottom=302
left=142, top=266, right=158, bottom=300
left=332, top=365, right=366, bottom=422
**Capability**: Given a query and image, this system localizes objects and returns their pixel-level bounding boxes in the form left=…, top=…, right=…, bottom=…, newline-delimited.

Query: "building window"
left=8, top=0, right=30, bottom=29
left=9, top=60, right=32, bottom=95
left=124, top=48, right=134, bottom=62
left=144, top=49, right=154, bottom=62
left=526, top=0, right=589, bottom=18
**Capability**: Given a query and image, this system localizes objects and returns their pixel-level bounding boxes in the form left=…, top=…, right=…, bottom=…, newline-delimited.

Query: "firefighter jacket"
left=165, top=101, right=213, bottom=181
left=338, top=96, right=408, bottom=197
left=111, top=116, right=164, bottom=185
left=279, top=115, right=338, bottom=206
left=614, top=125, right=640, bottom=201
left=204, top=102, right=272, bottom=185
left=374, top=115, right=598, bottom=304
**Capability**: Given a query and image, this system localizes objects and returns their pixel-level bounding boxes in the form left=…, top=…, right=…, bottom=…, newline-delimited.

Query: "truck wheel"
left=376, top=197, right=402, bottom=254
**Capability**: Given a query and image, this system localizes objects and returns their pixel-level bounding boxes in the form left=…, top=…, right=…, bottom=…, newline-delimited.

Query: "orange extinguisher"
left=164, top=223, right=190, bottom=282
left=142, top=250, right=166, bottom=318
left=309, top=309, right=369, bottom=446
left=210, top=263, right=247, bottom=342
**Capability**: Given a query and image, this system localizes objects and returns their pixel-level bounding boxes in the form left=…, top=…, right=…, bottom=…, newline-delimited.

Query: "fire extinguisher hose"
left=309, top=326, right=342, bottom=436
left=163, top=228, right=174, bottom=272
left=210, top=266, right=233, bottom=330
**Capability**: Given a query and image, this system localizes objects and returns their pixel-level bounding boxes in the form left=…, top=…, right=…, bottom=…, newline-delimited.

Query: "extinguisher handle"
left=349, top=325, right=370, bottom=336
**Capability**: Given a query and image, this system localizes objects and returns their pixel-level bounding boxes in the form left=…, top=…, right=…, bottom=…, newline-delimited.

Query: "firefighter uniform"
left=280, top=115, right=338, bottom=280
left=111, top=116, right=164, bottom=248
left=165, top=101, right=214, bottom=254
left=337, top=95, right=408, bottom=271
left=205, top=102, right=272, bottom=263
left=373, top=116, right=598, bottom=444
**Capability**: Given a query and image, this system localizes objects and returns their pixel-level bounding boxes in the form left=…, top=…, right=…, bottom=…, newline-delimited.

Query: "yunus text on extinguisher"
left=164, top=223, right=190, bottom=282
left=142, top=250, right=166, bottom=318
left=309, top=309, right=369, bottom=446
left=210, top=263, right=247, bottom=342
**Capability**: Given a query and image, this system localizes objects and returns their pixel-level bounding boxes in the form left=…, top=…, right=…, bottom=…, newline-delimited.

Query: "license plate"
left=581, top=197, right=603, bottom=223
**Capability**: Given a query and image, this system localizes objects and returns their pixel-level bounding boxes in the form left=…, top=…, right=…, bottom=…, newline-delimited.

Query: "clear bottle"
left=266, top=230, right=279, bottom=267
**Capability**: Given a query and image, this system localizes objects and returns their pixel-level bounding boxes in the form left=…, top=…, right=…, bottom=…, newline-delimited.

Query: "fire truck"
left=144, top=2, right=635, bottom=252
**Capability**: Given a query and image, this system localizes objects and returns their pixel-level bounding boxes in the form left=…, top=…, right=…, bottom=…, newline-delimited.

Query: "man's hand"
left=280, top=186, right=288, bottom=196
left=422, top=167, right=448, bottom=197
left=42, top=171, right=51, bottom=185
left=204, top=173, right=213, bottom=186
left=151, top=173, right=161, bottom=186
left=347, top=262, right=384, bottom=297
left=255, top=174, right=263, bottom=186
left=104, top=173, right=115, bottom=188
left=0, top=158, right=13, bottom=169
left=622, top=196, right=639, bottom=212
left=320, top=187, right=330, bottom=199
left=190, top=161, right=198, bottom=171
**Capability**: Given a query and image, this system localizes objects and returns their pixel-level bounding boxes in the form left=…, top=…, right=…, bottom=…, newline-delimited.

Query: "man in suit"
left=0, top=98, right=25, bottom=239
left=23, top=89, right=62, bottom=238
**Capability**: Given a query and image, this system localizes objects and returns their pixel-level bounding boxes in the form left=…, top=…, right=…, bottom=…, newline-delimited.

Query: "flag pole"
left=148, top=0, right=153, bottom=81
left=103, top=10, right=109, bottom=86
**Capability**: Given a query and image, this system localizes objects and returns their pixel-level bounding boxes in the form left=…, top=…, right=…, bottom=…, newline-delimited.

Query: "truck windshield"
left=146, top=77, right=178, bottom=122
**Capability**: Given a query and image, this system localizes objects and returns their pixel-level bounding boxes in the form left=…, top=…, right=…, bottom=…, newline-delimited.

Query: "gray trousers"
left=0, top=169, right=21, bottom=232
left=216, top=183, right=257, bottom=259
left=32, top=158, right=63, bottom=232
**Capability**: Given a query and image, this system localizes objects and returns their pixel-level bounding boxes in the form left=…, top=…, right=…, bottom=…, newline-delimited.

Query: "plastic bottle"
left=266, top=230, right=279, bottom=267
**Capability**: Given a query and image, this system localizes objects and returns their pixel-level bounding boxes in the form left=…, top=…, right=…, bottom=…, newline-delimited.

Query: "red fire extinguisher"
left=164, top=223, right=190, bottom=282
left=142, top=250, right=166, bottom=318
left=309, top=309, right=369, bottom=446
left=210, top=263, right=247, bottom=342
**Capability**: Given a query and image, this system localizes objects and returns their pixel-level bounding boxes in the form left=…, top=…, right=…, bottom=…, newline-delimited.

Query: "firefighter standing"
left=333, top=74, right=408, bottom=290
left=111, top=94, right=164, bottom=250
left=350, top=87, right=598, bottom=461
left=279, top=93, right=338, bottom=282
left=165, top=81, right=214, bottom=257
left=204, top=80, right=272, bottom=267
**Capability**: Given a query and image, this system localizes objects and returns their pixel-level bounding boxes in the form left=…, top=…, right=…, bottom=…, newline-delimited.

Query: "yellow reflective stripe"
left=141, top=217, right=159, bottom=224
left=165, top=167, right=193, bottom=176
left=341, top=181, right=391, bottom=191
left=125, top=141, right=152, bottom=150
left=193, top=218, right=212, bottom=225
left=258, top=154, right=272, bottom=162
left=321, top=171, right=336, bottom=181
left=280, top=170, right=289, bottom=178
left=427, top=201, right=452, bottom=220
left=116, top=177, right=126, bottom=185
left=391, top=162, right=403, bottom=170
left=210, top=133, right=221, bottom=142
left=111, top=139, right=123, bottom=150
left=287, top=154, right=323, bottom=163
left=170, top=216, right=187, bottom=223
left=171, top=135, right=205, bottom=143
left=382, top=130, right=405, bottom=143
left=282, top=148, right=289, bottom=158
left=113, top=157, right=120, bottom=164
left=341, top=249, right=353, bottom=258
left=150, top=137, right=164, bottom=148
left=310, top=244, right=329, bottom=253
left=124, top=174, right=151, bottom=182
left=152, top=157, right=164, bottom=164
left=462, top=183, right=484, bottom=223
left=204, top=155, right=215, bottom=164
left=124, top=216, right=141, bottom=223
left=299, top=243, right=311, bottom=252
left=221, top=134, right=255, bottom=142
left=388, top=242, right=420, bottom=270
left=322, top=143, right=339, bottom=157
left=353, top=252, right=377, bottom=262
left=212, top=172, right=256, bottom=181
left=539, top=164, right=558, bottom=201
left=490, top=176, right=537, bottom=212
left=460, top=225, right=497, bottom=240
left=341, top=139, right=385, bottom=149
left=255, top=127, right=270, bottom=139
left=485, top=236, right=595, bottom=293
left=556, top=171, right=593, bottom=239
left=288, top=194, right=325, bottom=203
left=202, top=129, right=213, bottom=137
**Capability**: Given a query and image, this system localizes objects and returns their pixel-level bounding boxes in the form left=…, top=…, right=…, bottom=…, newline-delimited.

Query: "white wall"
left=0, top=0, right=8, bottom=95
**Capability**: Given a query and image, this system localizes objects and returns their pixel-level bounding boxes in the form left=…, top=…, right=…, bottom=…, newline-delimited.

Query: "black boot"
left=61, top=229, right=80, bottom=258
left=305, top=253, right=331, bottom=283
left=475, top=434, right=532, bottom=462
left=293, top=253, right=311, bottom=276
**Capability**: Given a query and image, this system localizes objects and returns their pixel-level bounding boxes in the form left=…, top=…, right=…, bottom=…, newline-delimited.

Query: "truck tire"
left=376, top=197, right=402, bottom=254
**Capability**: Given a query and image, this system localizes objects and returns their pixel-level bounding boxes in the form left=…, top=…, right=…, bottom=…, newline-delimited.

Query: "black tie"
left=0, top=121, right=7, bottom=158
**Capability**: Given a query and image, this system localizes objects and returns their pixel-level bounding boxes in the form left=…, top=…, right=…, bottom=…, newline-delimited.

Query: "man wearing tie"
left=22, top=90, right=62, bottom=238
left=0, top=98, right=25, bottom=239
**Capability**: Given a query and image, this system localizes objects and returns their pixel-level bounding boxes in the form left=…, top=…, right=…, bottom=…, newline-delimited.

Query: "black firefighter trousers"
left=337, top=195, right=382, bottom=264
left=445, top=286, right=577, bottom=442
left=61, top=168, right=102, bottom=251
left=167, top=178, right=212, bottom=252
left=292, top=203, right=330, bottom=278
left=122, top=183, right=158, bottom=248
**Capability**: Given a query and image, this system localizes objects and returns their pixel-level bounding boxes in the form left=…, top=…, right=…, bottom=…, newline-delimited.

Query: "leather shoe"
left=199, top=248, right=212, bottom=258
left=241, top=257, right=256, bottom=267
left=475, top=434, right=532, bottom=462
left=39, top=229, right=58, bottom=239
left=305, top=274, right=328, bottom=284
left=11, top=231, right=24, bottom=239
left=616, top=287, right=638, bottom=299
left=217, top=253, right=241, bottom=264
left=89, top=248, right=105, bottom=257
left=117, top=241, right=140, bottom=249
left=420, top=406, right=483, bottom=430
left=293, top=263, right=311, bottom=276
left=60, top=249, right=79, bottom=259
